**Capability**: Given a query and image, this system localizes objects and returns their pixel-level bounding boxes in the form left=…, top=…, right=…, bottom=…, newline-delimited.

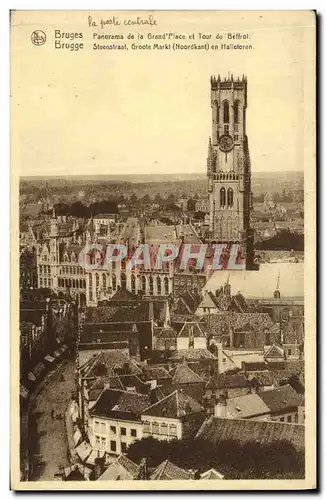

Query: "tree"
left=126, top=437, right=304, bottom=479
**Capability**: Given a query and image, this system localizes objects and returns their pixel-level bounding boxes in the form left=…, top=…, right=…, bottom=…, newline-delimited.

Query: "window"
left=234, top=124, right=239, bottom=132
left=112, top=273, right=116, bottom=290
left=120, top=427, right=126, bottom=436
left=280, top=417, right=284, bottom=422
left=161, top=423, right=168, bottom=436
left=288, top=349, right=292, bottom=356
left=130, top=429, right=137, bottom=438
left=121, top=273, right=127, bottom=290
left=121, top=442, right=127, bottom=453
left=103, top=274, right=106, bottom=289
left=169, top=424, right=177, bottom=437
left=149, top=277, right=154, bottom=296
left=100, top=437, right=106, bottom=449
left=100, top=422, right=106, bottom=434
left=110, top=425, right=116, bottom=435
left=157, top=277, right=161, bottom=295
left=234, top=135, right=239, bottom=141
left=143, top=421, right=150, bottom=434
left=95, top=435, right=100, bottom=446
left=234, top=101, right=239, bottom=124
left=224, top=124, right=229, bottom=135
left=227, top=188, right=234, bottom=207
left=152, top=422, right=160, bottom=435
left=110, top=440, right=116, bottom=452
left=94, top=421, right=100, bottom=432
left=164, top=277, right=169, bottom=295
left=287, top=415, right=292, bottom=422
left=223, top=101, right=229, bottom=123
left=131, top=274, right=136, bottom=294
left=220, top=188, right=226, bottom=207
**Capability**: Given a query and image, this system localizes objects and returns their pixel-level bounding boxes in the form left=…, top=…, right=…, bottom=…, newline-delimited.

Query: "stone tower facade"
left=207, top=74, right=255, bottom=268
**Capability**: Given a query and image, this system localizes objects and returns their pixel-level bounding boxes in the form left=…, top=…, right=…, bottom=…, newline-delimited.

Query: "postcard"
left=11, top=10, right=316, bottom=490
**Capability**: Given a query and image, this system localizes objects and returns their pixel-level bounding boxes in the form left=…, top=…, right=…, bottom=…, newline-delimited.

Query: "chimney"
left=214, top=394, right=227, bottom=418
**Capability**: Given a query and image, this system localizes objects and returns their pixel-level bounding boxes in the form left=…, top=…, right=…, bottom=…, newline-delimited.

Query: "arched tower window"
left=214, top=101, right=219, bottom=123
left=102, top=274, right=106, bottom=289
left=141, top=276, right=146, bottom=292
left=157, top=277, right=161, bottom=295
left=112, top=273, right=116, bottom=290
left=131, top=274, right=136, bottom=294
left=121, top=273, right=126, bottom=290
left=149, top=276, right=154, bottom=296
left=234, top=101, right=239, bottom=124
left=220, top=187, right=226, bottom=207
left=227, top=188, right=234, bottom=207
left=223, top=101, right=229, bottom=123
left=95, top=273, right=99, bottom=289
left=164, top=277, right=169, bottom=295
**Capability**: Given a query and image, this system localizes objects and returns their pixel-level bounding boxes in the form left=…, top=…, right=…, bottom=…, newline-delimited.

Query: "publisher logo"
left=31, top=30, right=46, bottom=46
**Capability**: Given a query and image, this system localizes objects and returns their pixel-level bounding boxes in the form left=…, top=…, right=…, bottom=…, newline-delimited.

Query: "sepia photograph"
left=11, top=10, right=316, bottom=490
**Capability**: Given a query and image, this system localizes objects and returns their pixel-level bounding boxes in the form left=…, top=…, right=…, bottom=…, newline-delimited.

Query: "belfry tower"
left=207, top=74, right=255, bottom=268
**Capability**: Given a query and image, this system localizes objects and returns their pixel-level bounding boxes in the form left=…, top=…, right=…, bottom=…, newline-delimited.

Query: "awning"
left=75, top=441, right=92, bottom=462
left=33, top=362, right=45, bottom=377
left=62, top=344, right=68, bottom=350
left=59, top=346, right=66, bottom=354
left=20, top=385, right=29, bottom=399
left=28, top=372, right=36, bottom=382
left=53, top=350, right=61, bottom=359
left=73, top=428, right=82, bottom=447
left=44, top=355, right=55, bottom=363
left=69, top=401, right=79, bottom=423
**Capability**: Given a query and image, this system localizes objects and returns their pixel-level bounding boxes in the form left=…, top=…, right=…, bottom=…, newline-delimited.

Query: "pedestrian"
left=51, top=409, right=54, bottom=418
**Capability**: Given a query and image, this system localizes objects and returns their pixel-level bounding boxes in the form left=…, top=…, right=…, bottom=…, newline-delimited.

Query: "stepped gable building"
left=207, top=75, right=256, bottom=269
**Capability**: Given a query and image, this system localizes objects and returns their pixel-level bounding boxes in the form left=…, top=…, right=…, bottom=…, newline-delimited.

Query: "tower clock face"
left=219, top=134, right=234, bottom=152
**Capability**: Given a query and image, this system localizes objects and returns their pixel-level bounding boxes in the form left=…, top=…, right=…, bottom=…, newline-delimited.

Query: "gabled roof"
left=198, top=291, right=220, bottom=310
left=258, top=384, right=303, bottom=413
left=178, top=322, right=206, bottom=338
left=91, top=388, right=150, bottom=420
left=142, top=365, right=171, bottom=381
left=170, top=349, right=217, bottom=361
left=98, top=454, right=140, bottom=481
left=142, top=389, right=203, bottom=419
left=205, top=312, right=274, bottom=338
left=196, top=416, right=305, bottom=451
left=200, top=468, right=224, bottom=480
left=214, top=372, right=250, bottom=389
left=264, top=344, right=285, bottom=359
left=89, top=376, right=124, bottom=401
left=110, top=288, right=139, bottom=302
left=80, top=350, right=142, bottom=378
left=170, top=363, right=205, bottom=384
left=153, top=326, right=178, bottom=339
left=149, top=460, right=191, bottom=480
left=226, top=393, right=271, bottom=418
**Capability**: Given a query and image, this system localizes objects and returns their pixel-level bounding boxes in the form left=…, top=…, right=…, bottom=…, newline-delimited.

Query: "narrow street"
left=31, top=359, right=76, bottom=481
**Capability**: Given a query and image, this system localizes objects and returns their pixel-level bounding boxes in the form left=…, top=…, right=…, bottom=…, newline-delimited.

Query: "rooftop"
left=196, top=416, right=305, bottom=451
left=142, top=389, right=203, bottom=419
left=149, top=460, right=191, bottom=480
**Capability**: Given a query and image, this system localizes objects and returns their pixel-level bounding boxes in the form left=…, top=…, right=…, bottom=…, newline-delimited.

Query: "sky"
left=11, top=11, right=315, bottom=177
left=204, top=262, right=304, bottom=299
